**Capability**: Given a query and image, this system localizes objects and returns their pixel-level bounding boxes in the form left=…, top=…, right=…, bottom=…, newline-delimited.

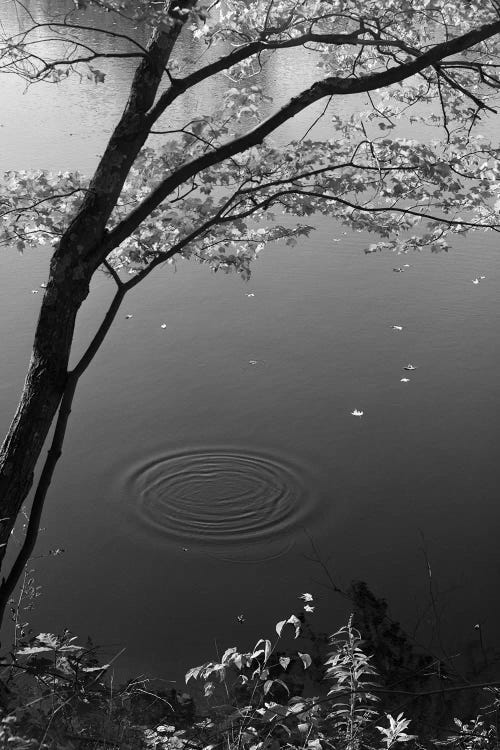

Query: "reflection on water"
left=122, top=447, right=315, bottom=556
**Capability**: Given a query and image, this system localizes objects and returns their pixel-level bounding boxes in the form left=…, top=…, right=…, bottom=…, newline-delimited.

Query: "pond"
left=1, top=1, right=499, bottom=683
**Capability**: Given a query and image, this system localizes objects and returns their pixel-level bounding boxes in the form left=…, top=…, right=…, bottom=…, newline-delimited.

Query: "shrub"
left=1, top=591, right=499, bottom=750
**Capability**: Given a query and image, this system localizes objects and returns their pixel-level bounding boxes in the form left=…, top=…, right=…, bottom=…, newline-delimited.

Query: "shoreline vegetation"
left=1, top=581, right=498, bottom=750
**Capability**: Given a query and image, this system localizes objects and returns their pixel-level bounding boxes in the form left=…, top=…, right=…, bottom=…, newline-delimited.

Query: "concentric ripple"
left=123, top=448, right=313, bottom=549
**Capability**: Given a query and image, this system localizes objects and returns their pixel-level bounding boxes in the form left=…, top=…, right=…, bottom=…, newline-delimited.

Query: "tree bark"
left=0, top=281, right=128, bottom=623
left=0, top=270, right=89, bottom=563
left=0, top=0, right=197, bottom=570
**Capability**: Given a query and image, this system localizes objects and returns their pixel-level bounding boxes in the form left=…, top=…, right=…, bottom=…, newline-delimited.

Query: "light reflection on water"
left=0, top=0, right=499, bottom=682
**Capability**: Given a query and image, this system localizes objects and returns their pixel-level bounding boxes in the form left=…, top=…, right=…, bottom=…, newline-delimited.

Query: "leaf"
left=263, top=639, right=272, bottom=663
left=204, top=681, right=215, bottom=698
left=34, top=633, right=60, bottom=649
left=185, top=665, right=203, bottom=683
left=221, top=647, right=237, bottom=664
left=81, top=664, right=109, bottom=672
left=276, top=615, right=301, bottom=638
left=88, top=66, right=106, bottom=84
left=16, top=646, right=53, bottom=656
left=273, top=678, right=289, bottom=695
left=233, top=653, right=249, bottom=670
left=298, top=652, right=312, bottom=669
left=263, top=679, right=274, bottom=695
left=276, top=620, right=286, bottom=637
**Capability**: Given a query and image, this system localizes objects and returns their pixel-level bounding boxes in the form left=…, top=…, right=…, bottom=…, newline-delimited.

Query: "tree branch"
left=224, top=186, right=500, bottom=231
left=146, top=27, right=429, bottom=123
left=105, top=17, right=500, bottom=256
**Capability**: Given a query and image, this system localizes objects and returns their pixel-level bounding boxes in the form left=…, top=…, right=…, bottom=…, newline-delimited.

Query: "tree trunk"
left=0, top=0, right=196, bottom=572
left=0, top=262, right=91, bottom=563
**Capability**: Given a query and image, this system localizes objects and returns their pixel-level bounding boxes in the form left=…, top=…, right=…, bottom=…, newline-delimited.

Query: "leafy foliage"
left=325, top=617, right=380, bottom=748
left=2, top=0, right=500, bottom=271
left=3, top=591, right=500, bottom=750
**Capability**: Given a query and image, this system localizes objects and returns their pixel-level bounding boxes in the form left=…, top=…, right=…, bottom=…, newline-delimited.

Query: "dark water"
left=1, top=1, right=499, bottom=682
left=121, top=447, right=314, bottom=552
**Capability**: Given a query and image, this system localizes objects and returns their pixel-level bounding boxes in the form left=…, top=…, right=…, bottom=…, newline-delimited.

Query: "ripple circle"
left=124, top=448, right=311, bottom=547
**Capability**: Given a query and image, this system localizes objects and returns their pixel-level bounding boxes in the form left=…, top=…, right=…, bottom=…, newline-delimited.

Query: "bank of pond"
left=1, top=581, right=498, bottom=750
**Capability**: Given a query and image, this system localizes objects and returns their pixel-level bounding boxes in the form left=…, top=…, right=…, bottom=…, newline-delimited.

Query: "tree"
left=0, top=0, right=499, bottom=623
